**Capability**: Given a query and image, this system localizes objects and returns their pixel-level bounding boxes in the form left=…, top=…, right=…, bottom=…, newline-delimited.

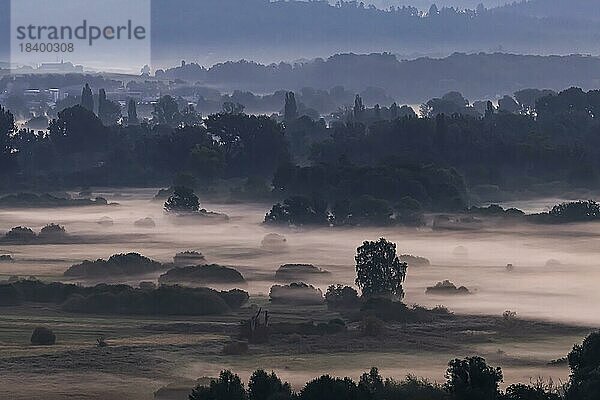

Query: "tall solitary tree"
left=355, top=238, right=407, bottom=299
left=127, top=99, right=139, bottom=125
left=390, top=102, right=399, bottom=119
left=353, top=94, right=365, bottom=120
left=284, top=92, right=298, bottom=122
left=81, top=83, right=94, bottom=113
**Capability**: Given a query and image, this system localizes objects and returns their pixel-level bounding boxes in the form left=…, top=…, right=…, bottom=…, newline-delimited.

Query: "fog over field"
left=0, top=189, right=597, bottom=325
left=4, top=1, right=600, bottom=399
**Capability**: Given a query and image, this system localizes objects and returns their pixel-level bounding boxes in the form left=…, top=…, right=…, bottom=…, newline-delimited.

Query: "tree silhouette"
left=189, top=370, right=247, bottom=400
left=358, top=367, right=385, bottom=399
left=284, top=92, right=298, bottom=122
left=164, top=186, right=200, bottom=213
left=0, top=106, right=15, bottom=169
left=567, top=331, right=600, bottom=400
left=97, top=89, right=122, bottom=126
left=127, top=99, right=139, bottom=125
left=48, top=105, right=107, bottom=153
left=248, top=369, right=292, bottom=400
left=300, top=375, right=358, bottom=400
left=355, top=238, right=407, bottom=299
left=153, top=95, right=180, bottom=126
left=80, top=83, right=94, bottom=113
left=353, top=95, right=365, bottom=120
left=445, top=357, right=503, bottom=400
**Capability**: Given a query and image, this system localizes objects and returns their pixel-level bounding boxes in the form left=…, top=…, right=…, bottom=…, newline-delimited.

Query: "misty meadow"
left=3, top=1, right=600, bottom=400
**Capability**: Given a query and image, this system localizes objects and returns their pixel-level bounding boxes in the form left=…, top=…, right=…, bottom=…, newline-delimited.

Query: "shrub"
left=0, top=193, right=109, bottom=208
left=269, top=283, right=324, bottom=305
left=275, top=264, right=329, bottom=282
left=0, top=281, right=248, bottom=316
left=31, top=327, right=56, bottom=345
left=426, top=280, right=470, bottom=295
left=399, top=254, right=431, bottom=267
left=134, top=217, right=156, bottom=228
left=469, top=204, right=525, bottom=217
left=39, top=223, right=67, bottom=239
left=325, top=285, right=360, bottom=310
left=164, top=186, right=200, bottom=213
left=4, top=226, right=37, bottom=242
left=61, top=285, right=239, bottom=316
left=5, top=279, right=81, bottom=304
left=264, top=196, right=329, bottom=226
left=173, top=250, right=206, bottom=265
left=501, top=310, right=519, bottom=329
left=220, top=289, right=250, bottom=309
left=260, top=233, right=288, bottom=252
left=159, top=264, right=245, bottom=285
left=64, top=253, right=164, bottom=278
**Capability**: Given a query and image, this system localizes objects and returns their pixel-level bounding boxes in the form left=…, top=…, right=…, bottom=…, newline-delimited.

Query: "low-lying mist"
left=0, top=188, right=598, bottom=326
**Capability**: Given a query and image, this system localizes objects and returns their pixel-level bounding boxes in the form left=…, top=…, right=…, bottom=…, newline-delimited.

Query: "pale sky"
left=335, top=0, right=511, bottom=10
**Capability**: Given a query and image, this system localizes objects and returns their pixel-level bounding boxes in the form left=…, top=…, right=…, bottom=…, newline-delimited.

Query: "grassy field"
left=0, top=299, right=590, bottom=399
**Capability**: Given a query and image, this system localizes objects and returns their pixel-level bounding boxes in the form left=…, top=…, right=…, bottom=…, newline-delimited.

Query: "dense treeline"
left=156, top=53, right=600, bottom=102
left=0, top=279, right=248, bottom=315
left=2, top=86, right=600, bottom=215
left=186, top=328, right=600, bottom=400
left=149, top=0, right=600, bottom=69
left=264, top=162, right=465, bottom=226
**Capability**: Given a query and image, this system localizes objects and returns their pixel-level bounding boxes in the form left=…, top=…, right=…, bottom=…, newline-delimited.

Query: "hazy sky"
left=332, top=0, right=512, bottom=10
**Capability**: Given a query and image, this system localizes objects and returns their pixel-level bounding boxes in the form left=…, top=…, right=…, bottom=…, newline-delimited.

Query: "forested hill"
left=157, top=52, right=600, bottom=103
left=494, top=0, right=600, bottom=21
left=150, top=0, right=600, bottom=65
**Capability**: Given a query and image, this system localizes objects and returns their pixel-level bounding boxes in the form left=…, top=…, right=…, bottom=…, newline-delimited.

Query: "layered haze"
left=0, top=189, right=598, bottom=326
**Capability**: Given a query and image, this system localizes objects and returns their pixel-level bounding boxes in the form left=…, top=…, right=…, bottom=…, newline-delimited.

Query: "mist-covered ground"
left=0, top=188, right=598, bottom=325
left=0, top=188, right=597, bottom=399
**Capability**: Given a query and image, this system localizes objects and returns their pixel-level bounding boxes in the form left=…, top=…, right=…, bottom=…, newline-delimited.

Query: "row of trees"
left=0, top=95, right=290, bottom=188
left=3, top=85, right=600, bottom=206
left=189, top=334, right=600, bottom=400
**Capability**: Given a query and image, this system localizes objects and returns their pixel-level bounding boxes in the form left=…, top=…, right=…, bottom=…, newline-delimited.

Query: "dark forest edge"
left=0, top=278, right=249, bottom=316
left=3, top=85, right=600, bottom=225
left=182, top=330, right=600, bottom=400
